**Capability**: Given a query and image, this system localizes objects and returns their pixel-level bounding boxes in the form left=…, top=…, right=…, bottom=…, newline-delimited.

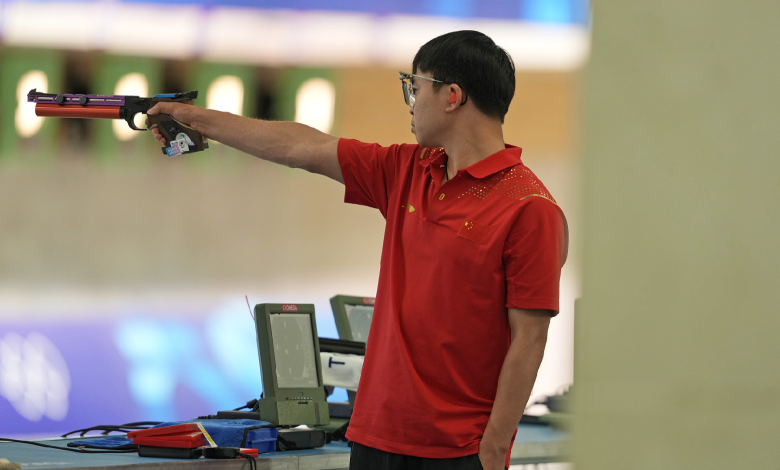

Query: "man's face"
left=409, top=71, right=447, bottom=148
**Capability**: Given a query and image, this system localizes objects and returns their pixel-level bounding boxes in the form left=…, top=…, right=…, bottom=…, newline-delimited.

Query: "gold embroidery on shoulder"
left=517, top=194, right=557, bottom=204
left=457, top=165, right=558, bottom=204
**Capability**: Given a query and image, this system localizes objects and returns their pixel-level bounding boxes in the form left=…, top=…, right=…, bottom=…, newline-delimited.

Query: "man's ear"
left=445, top=83, right=466, bottom=112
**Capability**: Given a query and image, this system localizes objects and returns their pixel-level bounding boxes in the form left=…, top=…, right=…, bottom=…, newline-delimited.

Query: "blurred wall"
left=576, top=0, right=780, bottom=468
left=0, top=67, right=579, bottom=295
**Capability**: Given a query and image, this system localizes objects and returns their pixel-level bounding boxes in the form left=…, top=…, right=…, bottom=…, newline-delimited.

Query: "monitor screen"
left=344, top=304, right=374, bottom=342
left=269, top=313, right=319, bottom=389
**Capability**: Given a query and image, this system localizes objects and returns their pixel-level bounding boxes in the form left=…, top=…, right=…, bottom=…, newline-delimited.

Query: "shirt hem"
left=337, top=138, right=369, bottom=207
left=507, top=299, right=560, bottom=312
left=346, top=428, right=480, bottom=459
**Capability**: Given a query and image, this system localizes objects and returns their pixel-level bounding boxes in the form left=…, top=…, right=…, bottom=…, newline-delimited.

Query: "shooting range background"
left=0, top=0, right=585, bottom=446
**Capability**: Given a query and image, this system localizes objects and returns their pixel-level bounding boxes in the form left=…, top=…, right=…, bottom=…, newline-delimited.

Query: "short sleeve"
left=503, top=197, right=569, bottom=313
left=337, top=138, right=418, bottom=218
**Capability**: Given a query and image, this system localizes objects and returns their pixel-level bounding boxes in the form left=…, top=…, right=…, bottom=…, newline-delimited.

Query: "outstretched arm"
left=146, top=102, right=343, bottom=183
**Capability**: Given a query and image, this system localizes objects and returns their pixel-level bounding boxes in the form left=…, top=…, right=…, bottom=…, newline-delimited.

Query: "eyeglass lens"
left=402, top=80, right=415, bottom=106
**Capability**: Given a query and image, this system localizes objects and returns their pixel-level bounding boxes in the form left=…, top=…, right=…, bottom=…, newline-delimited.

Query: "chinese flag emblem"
left=457, top=219, right=489, bottom=244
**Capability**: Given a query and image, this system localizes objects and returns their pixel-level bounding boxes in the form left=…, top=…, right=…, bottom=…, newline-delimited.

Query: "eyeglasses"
left=399, top=72, right=445, bottom=107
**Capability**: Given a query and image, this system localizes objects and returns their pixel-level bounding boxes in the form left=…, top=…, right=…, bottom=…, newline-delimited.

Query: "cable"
left=202, top=447, right=257, bottom=470
left=233, top=399, right=259, bottom=411
left=62, top=422, right=162, bottom=438
left=239, top=452, right=257, bottom=470
left=0, top=437, right=137, bottom=453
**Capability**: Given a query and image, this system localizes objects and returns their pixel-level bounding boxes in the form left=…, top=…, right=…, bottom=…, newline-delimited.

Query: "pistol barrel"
left=34, top=103, right=121, bottom=119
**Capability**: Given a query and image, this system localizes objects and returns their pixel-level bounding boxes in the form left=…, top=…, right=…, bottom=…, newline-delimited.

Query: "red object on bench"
left=133, top=436, right=208, bottom=449
left=239, top=448, right=259, bottom=458
left=130, top=424, right=206, bottom=449
left=128, top=424, right=201, bottom=439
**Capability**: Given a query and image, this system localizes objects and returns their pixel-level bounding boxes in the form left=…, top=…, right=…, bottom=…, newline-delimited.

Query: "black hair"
left=412, top=30, right=515, bottom=123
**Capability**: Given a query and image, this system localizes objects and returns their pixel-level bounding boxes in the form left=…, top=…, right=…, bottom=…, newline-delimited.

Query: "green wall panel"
left=277, top=68, right=339, bottom=137
left=0, top=48, right=64, bottom=163
left=91, top=55, right=163, bottom=163
left=185, top=61, right=257, bottom=165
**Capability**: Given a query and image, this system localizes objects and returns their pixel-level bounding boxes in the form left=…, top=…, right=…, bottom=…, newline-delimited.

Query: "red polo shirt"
left=338, top=138, right=567, bottom=462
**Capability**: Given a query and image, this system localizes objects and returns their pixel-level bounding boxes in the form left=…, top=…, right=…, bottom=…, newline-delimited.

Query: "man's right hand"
left=143, top=101, right=342, bottom=184
left=145, top=102, right=208, bottom=146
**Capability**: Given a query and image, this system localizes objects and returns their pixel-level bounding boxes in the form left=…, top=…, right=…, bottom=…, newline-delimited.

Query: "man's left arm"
left=479, top=307, right=552, bottom=470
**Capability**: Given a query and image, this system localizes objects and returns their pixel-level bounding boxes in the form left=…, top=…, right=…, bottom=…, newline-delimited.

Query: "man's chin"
left=416, top=139, right=435, bottom=148
left=412, top=128, right=426, bottom=145
left=412, top=129, right=441, bottom=148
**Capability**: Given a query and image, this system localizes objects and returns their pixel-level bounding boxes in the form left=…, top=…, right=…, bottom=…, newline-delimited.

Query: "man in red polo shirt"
left=147, top=30, right=567, bottom=470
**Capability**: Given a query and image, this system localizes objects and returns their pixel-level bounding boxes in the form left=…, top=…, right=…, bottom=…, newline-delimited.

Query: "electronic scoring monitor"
left=329, top=295, right=375, bottom=343
left=253, top=303, right=329, bottom=426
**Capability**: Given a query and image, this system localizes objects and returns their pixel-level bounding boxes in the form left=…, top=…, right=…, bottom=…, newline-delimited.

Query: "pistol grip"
left=147, top=112, right=209, bottom=155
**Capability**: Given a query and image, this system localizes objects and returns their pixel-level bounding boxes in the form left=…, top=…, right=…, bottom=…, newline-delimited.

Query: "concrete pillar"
left=576, top=1, right=780, bottom=468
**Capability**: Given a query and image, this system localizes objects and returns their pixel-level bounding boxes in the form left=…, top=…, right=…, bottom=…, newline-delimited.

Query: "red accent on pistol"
left=35, top=103, right=121, bottom=119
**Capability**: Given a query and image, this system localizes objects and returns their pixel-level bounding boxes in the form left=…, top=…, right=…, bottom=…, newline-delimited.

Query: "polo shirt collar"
left=419, top=144, right=522, bottom=179
left=464, top=144, right=522, bottom=179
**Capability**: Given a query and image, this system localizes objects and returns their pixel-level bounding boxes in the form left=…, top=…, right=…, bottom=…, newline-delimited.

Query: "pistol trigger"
left=126, top=112, right=145, bottom=131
